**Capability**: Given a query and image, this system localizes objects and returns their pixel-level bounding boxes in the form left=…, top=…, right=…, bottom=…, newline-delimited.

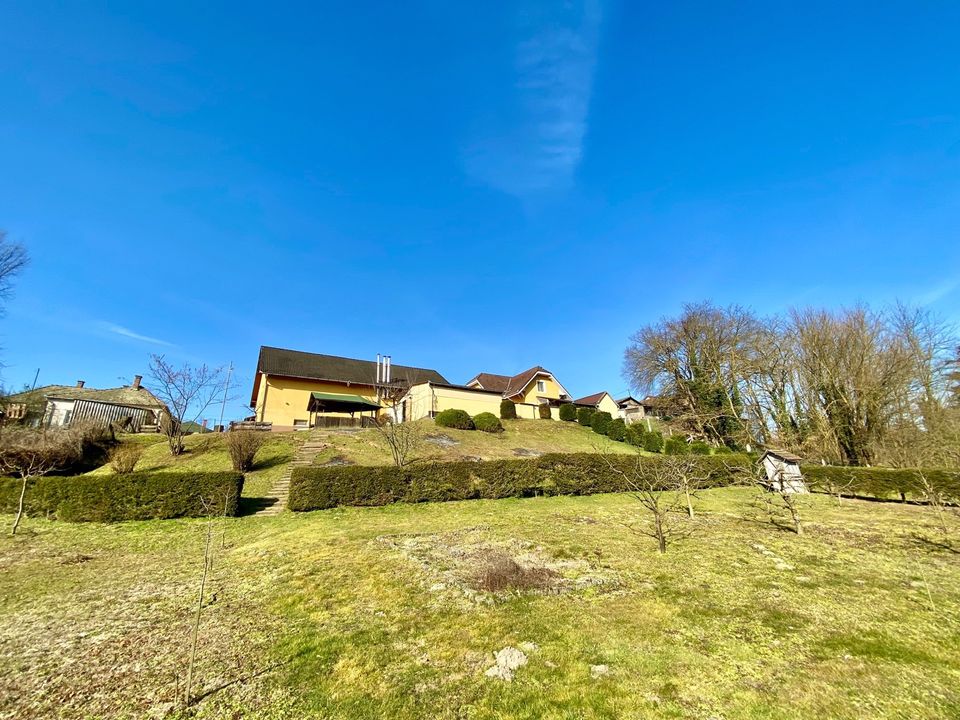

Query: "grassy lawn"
left=2, top=488, right=959, bottom=719
left=88, top=432, right=302, bottom=498
left=309, top=418, right=644, bottom=467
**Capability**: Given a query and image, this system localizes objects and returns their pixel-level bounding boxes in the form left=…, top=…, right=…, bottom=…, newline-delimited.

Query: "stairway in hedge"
left=254, top=435, right=329, bottom=516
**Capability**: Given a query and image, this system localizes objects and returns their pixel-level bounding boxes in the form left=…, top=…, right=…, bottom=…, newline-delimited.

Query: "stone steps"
left=254, top=435, right=330, bottom=517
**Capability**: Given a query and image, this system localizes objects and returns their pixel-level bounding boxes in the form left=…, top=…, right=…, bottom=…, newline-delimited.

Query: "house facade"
left=574, top=391, right=621, bottom=418
left=2, top=377, right=166, bottom=432
left=616, top=396, right=646, bottom=424
left=250, top=346, right=447, bottom=430
left=400, top=366, right=573, bottom=422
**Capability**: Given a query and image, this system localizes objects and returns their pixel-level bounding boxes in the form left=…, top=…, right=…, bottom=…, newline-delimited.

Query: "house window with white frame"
left=537, top=379, right=546, bottom=393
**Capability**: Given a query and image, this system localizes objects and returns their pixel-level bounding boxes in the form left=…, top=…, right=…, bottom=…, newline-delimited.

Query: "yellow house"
left=400, top=366, right=574, bottom=422
left=249, top=346, right=447, bottom=430
left=574, top=391, right=621, bottom=418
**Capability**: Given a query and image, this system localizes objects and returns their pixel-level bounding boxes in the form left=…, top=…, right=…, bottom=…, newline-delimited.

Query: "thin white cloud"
left=916, top=278, right=960, bottom=307
left=465, top=0, right=602, bottom=196
left=100, top=322, right=174, bottom=347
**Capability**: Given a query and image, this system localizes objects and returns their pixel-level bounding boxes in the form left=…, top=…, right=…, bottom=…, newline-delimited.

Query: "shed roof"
left=761, top=449, right=804, bottom=463
left=7, top=384, right=165, bottom=410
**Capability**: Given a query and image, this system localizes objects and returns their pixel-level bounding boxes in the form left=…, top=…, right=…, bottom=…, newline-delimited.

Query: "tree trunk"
left=685, top=488, right=694, bottom=518
left=10, top=476, right=28, bottom=536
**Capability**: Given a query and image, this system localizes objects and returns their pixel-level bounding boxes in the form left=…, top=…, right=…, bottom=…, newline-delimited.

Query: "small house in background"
left=760, top=449, right=807, bottom=494
left=2, top=376, right=167, bottom=432
left=640, top=395, right=666, bottom=419
left=573, top=391, right=621, bottom=418
left=615, top=396, right=646, bottom=424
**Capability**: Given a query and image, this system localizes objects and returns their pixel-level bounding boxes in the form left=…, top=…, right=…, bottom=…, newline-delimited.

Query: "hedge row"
left=0, top=471, right=244, bottom=522
left=802, top=465, right=960, bottom=501
left=288, top=453, right=753, bottom=511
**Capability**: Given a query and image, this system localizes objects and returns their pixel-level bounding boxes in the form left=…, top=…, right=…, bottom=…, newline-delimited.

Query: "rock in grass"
left=484, top=647, right=528, bottom=681
left=590, top=664, right=609, bottom=678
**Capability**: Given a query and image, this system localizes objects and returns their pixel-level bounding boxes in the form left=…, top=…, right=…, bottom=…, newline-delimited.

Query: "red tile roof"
left=468, top=366, right=553, bottom=398
left=574, top=391, right=608, bottom=406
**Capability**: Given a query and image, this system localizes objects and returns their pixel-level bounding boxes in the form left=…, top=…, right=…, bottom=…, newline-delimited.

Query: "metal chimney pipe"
left=386, top=356, right=391, bottom=383
left=376, top=353, right=381, bottom=384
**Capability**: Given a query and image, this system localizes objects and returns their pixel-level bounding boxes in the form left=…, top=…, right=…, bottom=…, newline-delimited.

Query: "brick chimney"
left=132, top=375, right=142, bottom=390
left=76, top=380, right=85, bottom=388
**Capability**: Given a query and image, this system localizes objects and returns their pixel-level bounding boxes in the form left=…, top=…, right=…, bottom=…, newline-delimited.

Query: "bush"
left=664, top=436, right=689, bottom=455
left=643, top=430, right=664, bottom=453
left=225, top=430, right=266, bottom=471
left=606, top=418, right=627, bottom=442
left=473, top=412, right=503, bottom=433
left=538, top=404, right=552, bottom=420
left=802, top=465, right=960, bottom=502
left=288, top=453, right=754, bottom=511
left=0, top=471, right=244, bottom=522
left=690, top=441, right=712, bottom=455
left=435, top=409, right=475, bottom=430
left=558, top=403, right=577, bottom=422
left=577, top=407, right=595, bottom=426
left=109, top=444, right=144, bottom=474
left=624, top=425, right=645, bottom=447
left=499, top=399, right=517, bottom=420
left=591, top=411, right=612, bottom=435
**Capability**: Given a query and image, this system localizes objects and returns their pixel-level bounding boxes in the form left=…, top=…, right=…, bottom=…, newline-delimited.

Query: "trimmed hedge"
left=473, top=412, right=504, bottom=433
left=643, top=431, right=664, bottom=453
left=538, top=404, right=552, bottom=420
left=606, top=418, right=627, bottom=442
left=577, top=407, right=595, bottom=426
left=664, top=436, right=689, bottom=455
left=289, top=453, right=754, bottom=511
left=558, top=403, right=577, bottom=422
left=500, top=399, right=518, bottom=420
left=0, top=471, right=244, bottom=522
left=802, top=465, right=960, bottom=502
left=591, top=411, right=612, bottom=435
left=435, top=409, right=474, bottom=430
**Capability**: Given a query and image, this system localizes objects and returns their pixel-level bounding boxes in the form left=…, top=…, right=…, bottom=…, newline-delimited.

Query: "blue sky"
left=1, top=1, right=958, bottom=420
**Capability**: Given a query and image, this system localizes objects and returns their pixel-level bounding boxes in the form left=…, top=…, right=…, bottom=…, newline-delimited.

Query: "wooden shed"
left=759, top=449, right=808, bottom=494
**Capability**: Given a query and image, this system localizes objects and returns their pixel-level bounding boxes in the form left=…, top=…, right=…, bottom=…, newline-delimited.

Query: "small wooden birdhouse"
left=759, top=449, right=807, bottom=494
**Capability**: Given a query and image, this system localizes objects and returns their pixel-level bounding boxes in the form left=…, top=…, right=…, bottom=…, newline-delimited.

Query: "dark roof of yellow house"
left=252, top=346, right=448, bottom=405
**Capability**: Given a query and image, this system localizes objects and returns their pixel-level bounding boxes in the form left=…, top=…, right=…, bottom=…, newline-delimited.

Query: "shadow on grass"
left=238, top=496, right=280, bottom=516
left=251, top=455, right=291, bottom=472
left=908, top=532, right=959, bottom=554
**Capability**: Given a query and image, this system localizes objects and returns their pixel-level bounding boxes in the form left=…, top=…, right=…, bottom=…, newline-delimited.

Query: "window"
left=293, top=419, right=308, bottom=428
left=537, top=380, right=546, bottom=393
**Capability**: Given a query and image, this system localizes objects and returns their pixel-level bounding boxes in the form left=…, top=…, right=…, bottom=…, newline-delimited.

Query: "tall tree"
left=0, top=231, right=29, bottom=313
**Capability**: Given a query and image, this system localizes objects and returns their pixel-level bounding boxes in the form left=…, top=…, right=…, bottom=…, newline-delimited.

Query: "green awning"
left=307, top=392, right=382, bottom=414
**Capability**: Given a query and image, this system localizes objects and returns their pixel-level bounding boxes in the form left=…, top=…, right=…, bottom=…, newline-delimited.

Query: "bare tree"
left=602, top=455, right=706, bottom=552
left=148, top=355, right=228, bottom=456
left=0, top=230, right=29, bottom=311
left=626, top=301, right=958, bottom=466
left=371, top=372, right=424, bottom=467
left=0, top=428, right=78, bottom=534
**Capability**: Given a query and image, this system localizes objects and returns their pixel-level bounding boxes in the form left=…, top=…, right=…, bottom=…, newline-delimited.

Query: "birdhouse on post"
left=759, top=449, right=808, bottom=494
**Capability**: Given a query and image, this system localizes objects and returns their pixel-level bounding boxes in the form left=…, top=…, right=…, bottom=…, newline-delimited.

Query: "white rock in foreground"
left=484, top=647, right=528, bottom=681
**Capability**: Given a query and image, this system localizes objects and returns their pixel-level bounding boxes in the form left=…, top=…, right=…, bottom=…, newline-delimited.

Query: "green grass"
left=309, top=418, right=645, bottom=467
left=90, top=432, right=300, bottom=498
left=2, top=488, right=959, bottom=719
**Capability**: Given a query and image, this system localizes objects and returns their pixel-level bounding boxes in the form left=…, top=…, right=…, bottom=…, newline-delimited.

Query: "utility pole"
left=31, top=368, right=40, bottom=390
left=217, top=361, right=233, bottom=431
